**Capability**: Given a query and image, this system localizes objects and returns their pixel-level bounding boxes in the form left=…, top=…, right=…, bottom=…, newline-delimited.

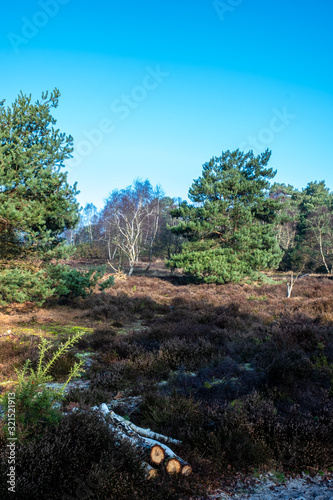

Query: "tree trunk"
left=319, top=232, right=330, bottom=274
left=107, top=241, right=112, bottom=262
left=145, top=241, right=153, bottom=272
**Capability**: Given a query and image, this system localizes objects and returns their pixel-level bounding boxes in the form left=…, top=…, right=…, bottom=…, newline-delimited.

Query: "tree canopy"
left=101, top=179, right=163, bottom=274
left=167, top=149, right=283, bottom=283
left=0, top=88, right=79, bottom=260
left=0, top=89, right=114, bottom=305
left=290, top=181, right=333, bottom=273
left=2, top=88, right=332, bottom=299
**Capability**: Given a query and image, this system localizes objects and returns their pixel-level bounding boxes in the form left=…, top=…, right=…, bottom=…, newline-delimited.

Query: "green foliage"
left=269, top=183, right=300, bottom=270
left=0, top=264, right=115, bottom=305
left=281, top=181, right=333, bottom=273
left=48, top=264, right=115, bottom=299
left=0, top=89, right=96, bottom=305
left=0, top=268, right=53, bottom=306
left=0, top=331, right=85, bottom=443
left=0, top=89, right=79, bottom=258
left=0, top=88, right=115, bottom=305
left=167, top=149, right=283, bottom=282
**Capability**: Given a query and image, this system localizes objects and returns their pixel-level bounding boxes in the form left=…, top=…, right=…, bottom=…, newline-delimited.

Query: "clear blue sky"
left=1, top=0, right=333, bottom=208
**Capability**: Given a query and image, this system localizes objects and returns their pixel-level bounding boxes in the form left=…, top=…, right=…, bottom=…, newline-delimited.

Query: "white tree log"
left=92, top=403, right=192, bottom=476
left=103, top=406, right=181, bottom=445
left=143, top=462, right=159, bottom=479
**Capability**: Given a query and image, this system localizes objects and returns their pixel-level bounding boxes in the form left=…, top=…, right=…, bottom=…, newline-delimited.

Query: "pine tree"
left=0, top=88, right=79, bottom=259
left=0, top=90, right=112, bottom=304
left=269, top=183, right=300, bottom=270
left=167, top=149, right=283, bottom=283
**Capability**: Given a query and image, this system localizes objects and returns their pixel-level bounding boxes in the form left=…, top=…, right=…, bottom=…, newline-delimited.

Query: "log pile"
left=93, top=403, right=192, bottom=479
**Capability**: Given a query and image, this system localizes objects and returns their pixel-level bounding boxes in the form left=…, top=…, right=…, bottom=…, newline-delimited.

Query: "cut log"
left=143, top=462, right=159, bottom=480
left=166, top=458, right=181, bottom=475
left=103, top=406, right=181, bottom=445
left=165, top=455, right=192, bottom=476
left=181, top=464, right=193, bottom=476
left=150, top=444, right=165, bottom=465
left=92, top=403, right=192, bottom=477
left=166, top=458, right=192, bottom=476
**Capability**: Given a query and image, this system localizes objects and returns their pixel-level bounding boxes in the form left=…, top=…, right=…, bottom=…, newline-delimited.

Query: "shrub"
left=0, top=264, right=114, bottom=306
left=0, top=337, right=40, bottom=382
left=266, top=349, right=313, bottom=388
left=76, top=326, right=117, bottom=351
left=48, top=264, right=115, bottom=300
left=0, top=268, right=54, bottom=306
left=267, top=401, right=333, bottom=468
left=90, top=361, right=131, bottom=392
left=83, top=292, right=169, bottom=322
left=0, top=332, right=85, bottom=443
left=158, top=337, right=217, bottom=371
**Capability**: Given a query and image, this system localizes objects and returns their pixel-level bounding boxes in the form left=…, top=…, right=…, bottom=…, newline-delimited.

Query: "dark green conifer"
left=167, top=149, right=283, bottom=283
left=0, top=90, right=113, bottom=304
left=0, top=88, right=79, bottom=259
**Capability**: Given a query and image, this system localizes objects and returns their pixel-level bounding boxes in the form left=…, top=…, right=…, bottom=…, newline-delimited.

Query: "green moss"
left=39, top=325, right=93, bottom=338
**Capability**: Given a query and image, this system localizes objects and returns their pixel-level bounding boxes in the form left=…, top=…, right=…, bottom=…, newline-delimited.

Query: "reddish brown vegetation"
left=1, top=274, right=333, bottom=498
left=75, top=276, right=333, bottom=470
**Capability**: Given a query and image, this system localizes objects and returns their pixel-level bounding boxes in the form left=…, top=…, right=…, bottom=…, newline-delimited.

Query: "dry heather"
left=1, top=274, right=333, bottom=499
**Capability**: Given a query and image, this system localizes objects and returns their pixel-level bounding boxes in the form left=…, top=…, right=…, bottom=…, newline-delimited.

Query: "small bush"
left=159, top=337, right=217, bottom=371
left=0, top=332, right=85, bottom=443
left=266, top=349, right=313, bottom=388
left=0, top=264, right=114, bottom=306
left=0, top=268, right=54, bottom=306
left=48, top=264, right=115, bottom=300
left=80, top=326, right=117, bottom=350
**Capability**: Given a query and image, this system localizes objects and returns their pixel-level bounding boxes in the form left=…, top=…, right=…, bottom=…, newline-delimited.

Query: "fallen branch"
left=103, top=405, right=181, bottom=445
left=93, top=403, right=192, bottom=476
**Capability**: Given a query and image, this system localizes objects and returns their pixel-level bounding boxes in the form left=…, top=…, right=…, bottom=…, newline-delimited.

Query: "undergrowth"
left=1, top=275, right=333, bottom=498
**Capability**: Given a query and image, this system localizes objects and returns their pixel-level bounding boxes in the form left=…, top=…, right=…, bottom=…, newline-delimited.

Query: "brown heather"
left=1, top=272, right=333, bottom=498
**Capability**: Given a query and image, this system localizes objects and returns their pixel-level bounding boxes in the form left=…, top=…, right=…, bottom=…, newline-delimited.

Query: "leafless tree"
left=304, top=206, right=333, bottom=274
left=286, top=270, right=308, bottom=298
left=101, top=180, right=162, bottom=275
left=81, top=203, right=99, bottom=243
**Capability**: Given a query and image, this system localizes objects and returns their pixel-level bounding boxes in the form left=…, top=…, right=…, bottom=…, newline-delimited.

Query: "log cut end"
left=150, top=444, right=165, bottom=465
left=145, top=464, right=159, bottom=480
left=166, top=458, right=181, bottom=475
left=181, top=465, right=192, bottom=476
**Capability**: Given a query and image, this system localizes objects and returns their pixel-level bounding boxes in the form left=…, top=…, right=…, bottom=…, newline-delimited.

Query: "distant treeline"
left=1, top=90, right=333, bottom=305
left=67, top=154, right=333, bottom=281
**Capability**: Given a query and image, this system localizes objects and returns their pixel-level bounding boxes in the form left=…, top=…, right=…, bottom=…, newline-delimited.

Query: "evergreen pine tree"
left=0, top=88, right=79, bottom=259
left=167, top=149, right=283, bottom=283
left=0, top=89, right=113, bottom=304
left=291, top=181, right=333, bottom=273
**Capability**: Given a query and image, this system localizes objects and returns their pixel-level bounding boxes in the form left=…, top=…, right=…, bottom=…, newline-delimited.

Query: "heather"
left=0, top=271, right=332, bottom=498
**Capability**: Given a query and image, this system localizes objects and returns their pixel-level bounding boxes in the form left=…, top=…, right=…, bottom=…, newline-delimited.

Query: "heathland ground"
left=0, top=261, right=332, bottom=499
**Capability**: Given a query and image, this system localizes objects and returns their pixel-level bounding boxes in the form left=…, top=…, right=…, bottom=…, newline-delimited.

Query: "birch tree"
left=304, top=206, right=333, bottom=274
left=294, top=181, right=333, bottom=273
left=101, top=180, right=162, bottom=275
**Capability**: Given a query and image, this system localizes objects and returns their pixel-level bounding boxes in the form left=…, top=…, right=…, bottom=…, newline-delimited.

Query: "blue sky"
left=1, top=0, right=333, bottom=208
